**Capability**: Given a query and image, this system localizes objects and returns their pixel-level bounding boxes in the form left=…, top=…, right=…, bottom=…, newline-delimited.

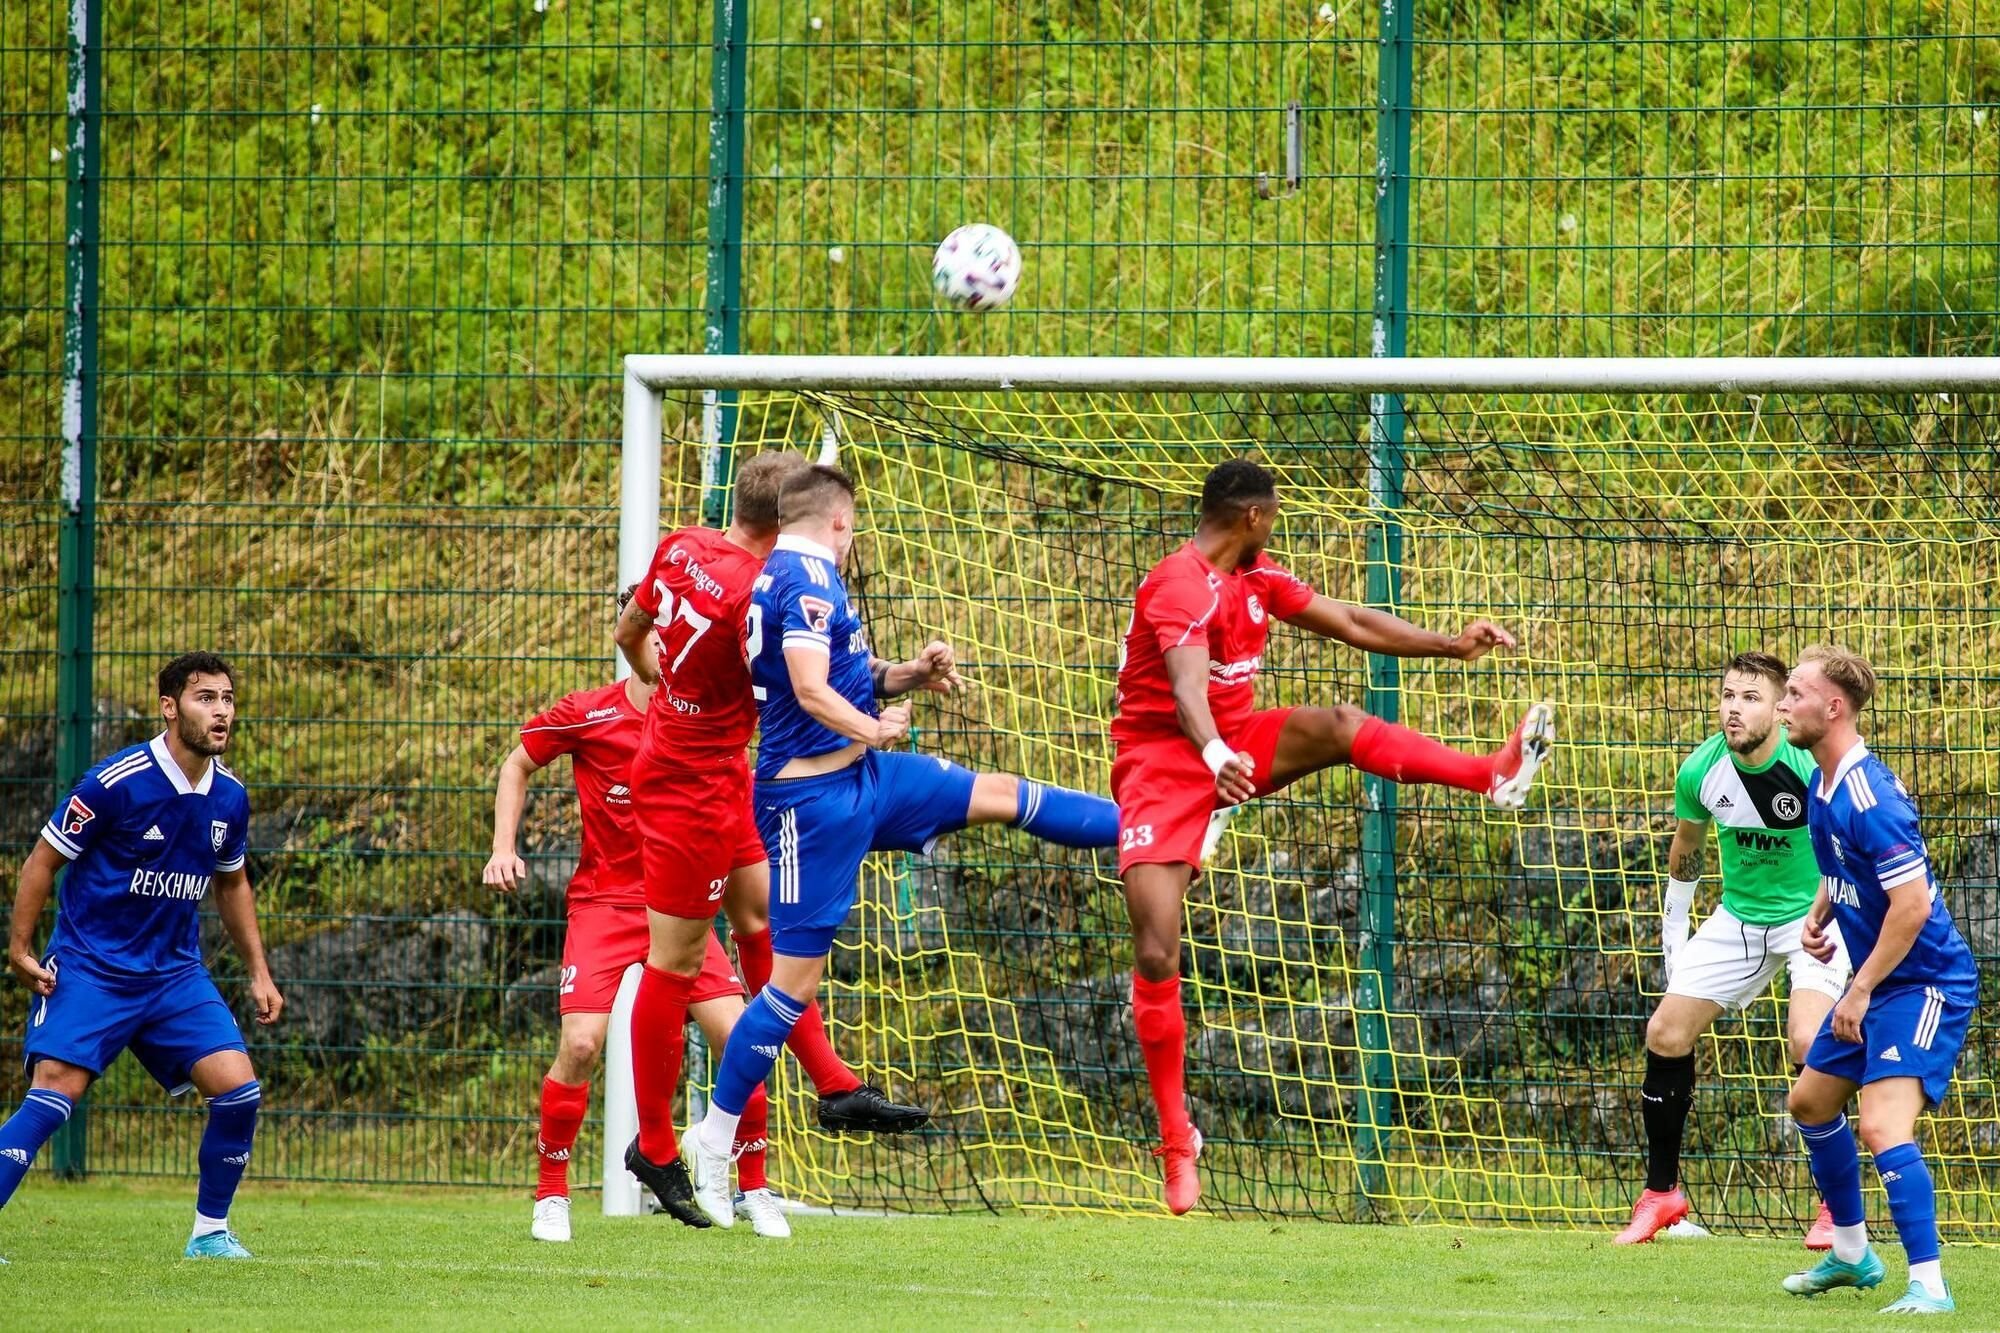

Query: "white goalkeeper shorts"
left=1666, top=904, right=1851, bottom=1010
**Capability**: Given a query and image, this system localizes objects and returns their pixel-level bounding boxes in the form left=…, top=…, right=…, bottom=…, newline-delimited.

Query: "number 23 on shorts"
left=1122, top=824, right=1155, bottom=851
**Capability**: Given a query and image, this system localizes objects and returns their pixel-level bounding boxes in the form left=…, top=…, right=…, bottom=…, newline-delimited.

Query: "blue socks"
left=1014, top=781, right=1119, bottom=849
left=1798, top=1113, right=1866, bottom=1228
left=195, top=1080, right=261, bottom=1225
left=710, top=987, right=806, bottom=1119
left=1876, top=1141, right=1940, bottom=1266
left=0, top=1090, right=75, bottom=1210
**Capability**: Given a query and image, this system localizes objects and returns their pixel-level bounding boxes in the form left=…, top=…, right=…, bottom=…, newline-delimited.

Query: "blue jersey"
left=748, top=533, right=876, bottom=779
left=1808, top=743, right=1976, bottom=1001
left=39, top=735, right=250, bottom=981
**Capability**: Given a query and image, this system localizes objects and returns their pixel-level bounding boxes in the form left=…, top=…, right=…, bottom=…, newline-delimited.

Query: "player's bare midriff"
left=773, top=739, right=867, bottom=780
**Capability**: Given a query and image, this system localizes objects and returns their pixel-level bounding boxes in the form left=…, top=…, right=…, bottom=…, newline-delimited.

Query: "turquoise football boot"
left=1783, top=1247, right=1886, bottom=1296
left=184, top=1230, right=253, bottom=1259
left=1880, top=1280, right=1955, bottom=1315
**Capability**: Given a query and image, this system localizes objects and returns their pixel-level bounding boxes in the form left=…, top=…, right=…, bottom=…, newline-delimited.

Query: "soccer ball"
left=931, top=223, right=1021, bottom=312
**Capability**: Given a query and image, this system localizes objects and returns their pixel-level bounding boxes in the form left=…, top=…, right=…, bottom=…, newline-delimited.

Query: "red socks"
left=735, top=1086, right=770, bottom=1192
left=536, top=1077, right=590, bottom=1200
left=632, top=964, right=695, bottom=1163
left=1131, top=974, right=1193, bottom=1144
left=1348, top=714, right=1493, bottom=794
left=733, top=927, right=862, bottom=1096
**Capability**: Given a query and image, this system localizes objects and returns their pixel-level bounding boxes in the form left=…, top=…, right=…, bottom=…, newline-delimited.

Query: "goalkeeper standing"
left=1615, top=651, right=1848, bottom=1247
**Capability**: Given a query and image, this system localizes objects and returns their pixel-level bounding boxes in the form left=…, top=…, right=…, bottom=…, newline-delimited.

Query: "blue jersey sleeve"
left=217, top=785, right=250, bottom=873
left=40, top=760, right=126, bottom=862
left=776, top=565, right=842, bottom=656
left=1855, top=787, right=1929, bottom=894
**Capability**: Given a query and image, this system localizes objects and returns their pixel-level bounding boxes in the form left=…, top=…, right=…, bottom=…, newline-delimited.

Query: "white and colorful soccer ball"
left=931, top=223, right=1022, bottom=311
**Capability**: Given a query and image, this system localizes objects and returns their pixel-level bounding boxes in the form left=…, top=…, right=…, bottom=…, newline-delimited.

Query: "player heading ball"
left=3, top=652, right=283, bottom=1261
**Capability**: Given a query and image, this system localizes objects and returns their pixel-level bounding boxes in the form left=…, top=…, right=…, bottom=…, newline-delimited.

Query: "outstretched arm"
left=213, top=866, right=284, bottom=1025
left=614, top=596, right=661, bottom=685
left=483, top=744, right=542, bottom=892
left=791, top=647, right=910, bottom=748
left=1282, top=595, right=1515, bottom=662
left=872, top=641, right=967, bottom=699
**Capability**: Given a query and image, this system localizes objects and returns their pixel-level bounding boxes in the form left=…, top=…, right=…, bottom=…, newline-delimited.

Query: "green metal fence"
left=0, top=0, right=1994, bottom=1193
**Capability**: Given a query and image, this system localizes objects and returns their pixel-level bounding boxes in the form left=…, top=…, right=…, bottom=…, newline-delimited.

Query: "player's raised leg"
left=1262, top=700, right=1555, bottom=811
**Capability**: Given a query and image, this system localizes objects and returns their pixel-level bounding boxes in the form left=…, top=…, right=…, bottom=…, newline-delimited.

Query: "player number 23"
left=649, top=581, right=715, bottom=674
left=1121, top=824, right=1155, bottom=850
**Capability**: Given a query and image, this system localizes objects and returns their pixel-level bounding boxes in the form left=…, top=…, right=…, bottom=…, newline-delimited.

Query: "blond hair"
left=1798, top=643, right=1877, bottom=711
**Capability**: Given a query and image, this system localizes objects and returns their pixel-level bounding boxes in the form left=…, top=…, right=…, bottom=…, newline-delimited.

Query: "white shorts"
left=1666, top=904, right=1851, bottom=1010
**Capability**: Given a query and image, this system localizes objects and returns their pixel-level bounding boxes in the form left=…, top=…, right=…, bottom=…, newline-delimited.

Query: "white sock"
left=1832, top=1222, right=1868, bottom=1264
left=1908, top=1259, right=1946, bottom=1299
left=698, top=1107, right=741, bottom=1159
left=192, top=1211, right=230, bottom=1238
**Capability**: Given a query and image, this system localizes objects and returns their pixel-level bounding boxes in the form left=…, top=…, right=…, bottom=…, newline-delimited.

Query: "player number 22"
left=1121, top=824, right=1155, bottom=850
left=649, top=581, right=715, bottom=674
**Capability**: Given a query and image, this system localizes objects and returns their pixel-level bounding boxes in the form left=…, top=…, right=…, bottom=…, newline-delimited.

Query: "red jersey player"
left=1113, top=459, right=1555, bottom=1215
left=610, top=452, right=925, bottom=1225
left=484, top=604, right=774, bottom=1240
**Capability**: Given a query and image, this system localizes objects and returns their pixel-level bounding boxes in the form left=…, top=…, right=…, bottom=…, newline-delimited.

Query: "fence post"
left=700, top=0, right=748, bottom=527
left=1356, top=0, right=1414, bottom=1208
left=52, top=0, right=104, bottom=1181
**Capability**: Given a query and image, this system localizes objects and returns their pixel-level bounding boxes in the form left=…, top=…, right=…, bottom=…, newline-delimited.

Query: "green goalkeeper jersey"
left=1672, top=731, right=1820, bottom=927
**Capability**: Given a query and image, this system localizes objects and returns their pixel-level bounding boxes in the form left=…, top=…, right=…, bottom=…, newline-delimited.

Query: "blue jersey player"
left=2, top=653, right=283, bottom=1261
left=679, top=463, right=1121, bottom=1226
left=1776, top=646, right=1976, bottom=1315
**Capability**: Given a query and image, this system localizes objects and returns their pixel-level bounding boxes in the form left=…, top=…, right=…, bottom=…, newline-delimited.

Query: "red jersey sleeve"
left=632, top=536, right=672, bottom=618
left=1254, top=556, right=1316, bottom=619
left=519, top=692, right=586, bottom=767
left=1142, top=564, right=1222, bottom=654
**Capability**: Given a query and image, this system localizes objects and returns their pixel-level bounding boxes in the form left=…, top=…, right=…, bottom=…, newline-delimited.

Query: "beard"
left=178, top=712, right=228, bottom=756
left=1726, top=722, right=1772, bottom=755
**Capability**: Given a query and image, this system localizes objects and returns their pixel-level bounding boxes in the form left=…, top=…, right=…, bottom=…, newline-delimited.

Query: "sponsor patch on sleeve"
left=60, top=795, right=95, bottom=837
left=798, top=595, right=834, bottom=634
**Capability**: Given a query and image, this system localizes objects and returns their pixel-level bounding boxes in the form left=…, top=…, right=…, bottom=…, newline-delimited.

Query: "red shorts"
left=1111, top=707, right=1296, bottom=876
left=559, top=900, right=746, bottom=1014
left=633, top=757, right=768, bottom=918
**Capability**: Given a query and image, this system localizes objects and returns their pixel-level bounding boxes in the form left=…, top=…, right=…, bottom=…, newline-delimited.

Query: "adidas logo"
left=223, top=1152, right=251, bottom=1165
left=1882, top=1169, right=1902, bottom=1183
left=1881, top=1046, right=1902, bottom=1063
left=1714, top=796, right=1733, bottom=809
left=752, top=1043, right=780, bottom=1059
left=0, top=1148, right=29, bottom=1166
left=537, top=1140, right=571, bottom=1162
left=142, top=825, right=165, bottom=841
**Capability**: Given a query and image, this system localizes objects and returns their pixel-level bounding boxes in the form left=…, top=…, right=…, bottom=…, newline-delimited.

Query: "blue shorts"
left=756, top=749, right=978, bottom=957
left=24, top=955, right=248, bottom=1096
left=1805, top=982, right=1972, bottom=1107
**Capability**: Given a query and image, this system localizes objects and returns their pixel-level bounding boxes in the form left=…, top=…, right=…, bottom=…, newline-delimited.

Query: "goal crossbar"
left=625, top=353, right=2000, bottom=395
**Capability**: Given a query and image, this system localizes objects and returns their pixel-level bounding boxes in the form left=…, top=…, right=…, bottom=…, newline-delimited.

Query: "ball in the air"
left=931, top=223, right=1021, bottom=311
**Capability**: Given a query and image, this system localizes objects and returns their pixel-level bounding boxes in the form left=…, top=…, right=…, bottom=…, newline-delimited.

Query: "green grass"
left=4, top=1181, right=1994, bottom=1330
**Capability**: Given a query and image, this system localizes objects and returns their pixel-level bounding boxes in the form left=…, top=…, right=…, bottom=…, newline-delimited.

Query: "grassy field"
left=4, top=1180, right=1995, bottom=1329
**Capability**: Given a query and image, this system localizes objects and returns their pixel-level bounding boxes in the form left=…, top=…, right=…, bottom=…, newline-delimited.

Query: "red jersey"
left=631, top=526, right=765, bottom=771
left=1112, top=541, right=1316, bottom=748
left=518, top=679, right=646, bottom=906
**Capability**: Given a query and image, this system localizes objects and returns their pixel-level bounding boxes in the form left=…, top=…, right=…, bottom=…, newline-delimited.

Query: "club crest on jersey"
left=1246, top=594, right=1266, bottom=625
left=61, top=796, right=95, bottom=836
left=1773, top=793, right=1802, bottom=821
left=211, top=820, right=229, bottom=851
left=798, top=595, right=835, bottom=634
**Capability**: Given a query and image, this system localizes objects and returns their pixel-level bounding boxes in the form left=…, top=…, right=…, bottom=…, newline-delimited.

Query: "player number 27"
left=649, top=580, right=715, bottom=674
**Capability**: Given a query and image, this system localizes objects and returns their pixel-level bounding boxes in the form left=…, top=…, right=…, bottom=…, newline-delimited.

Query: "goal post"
left=609, top=355, right=2000, bottom=1232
